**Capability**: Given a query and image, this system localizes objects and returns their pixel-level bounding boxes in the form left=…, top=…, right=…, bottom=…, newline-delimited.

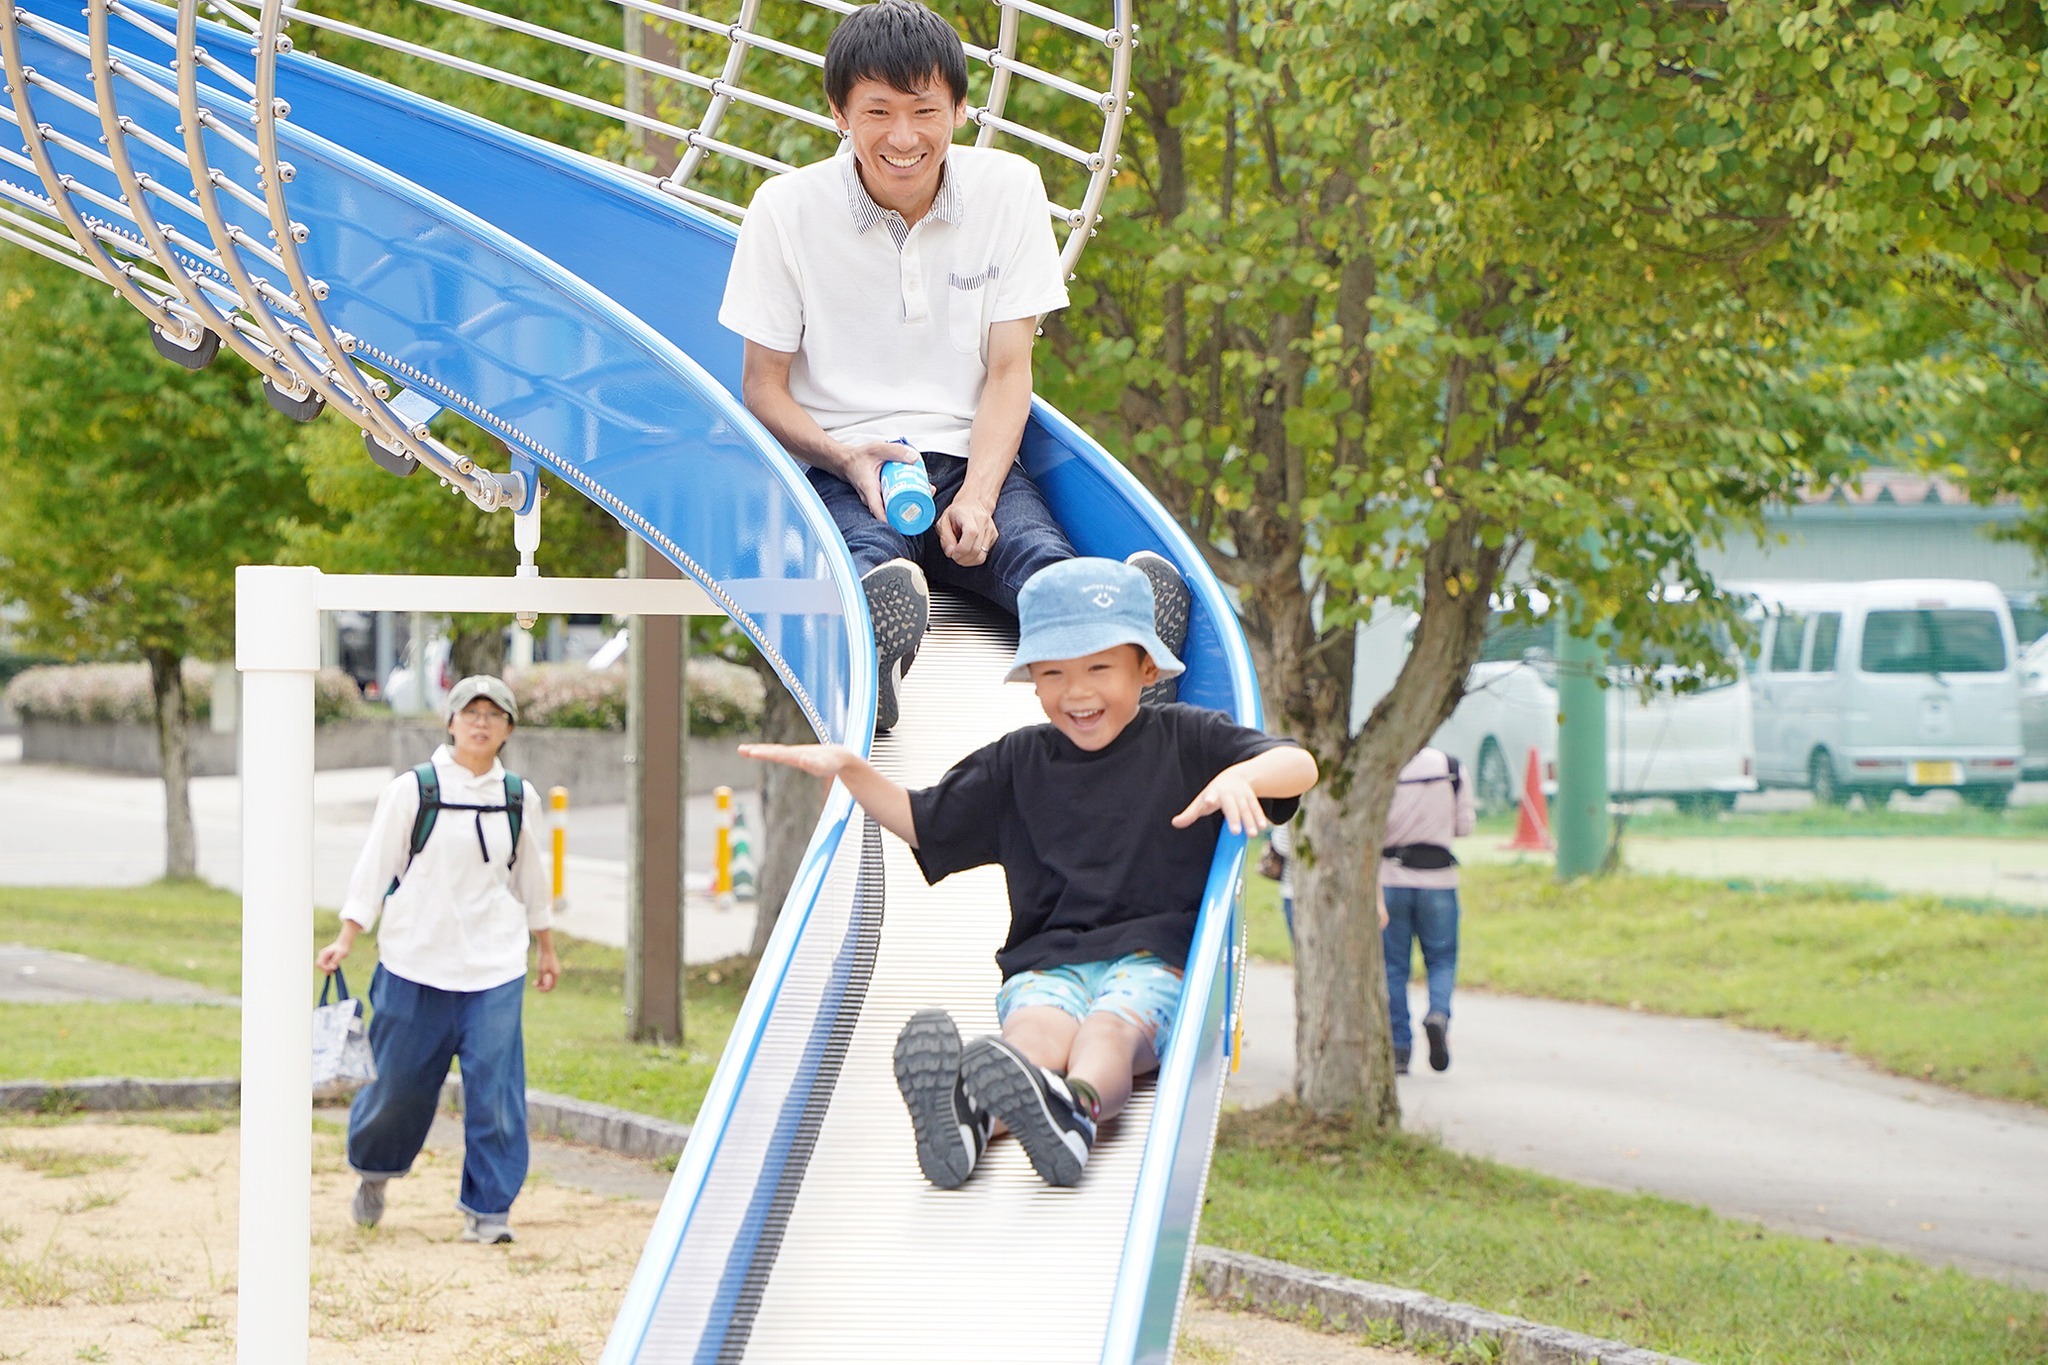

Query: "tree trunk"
left=450, top=625, right=506, bottom=680
left=146, top=648, right=197, bottom=881
left=748, top=665, right=824, bottom=957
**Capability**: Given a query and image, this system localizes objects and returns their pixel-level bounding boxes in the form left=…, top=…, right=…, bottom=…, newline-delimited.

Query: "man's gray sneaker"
left=861, top=558, right=929, bottom=732
left=350, top=1177, right=386, bottom=1228
left=461, top=1211, right=515, bottom=1244
left=1125, top=550, right=1191, bottom=705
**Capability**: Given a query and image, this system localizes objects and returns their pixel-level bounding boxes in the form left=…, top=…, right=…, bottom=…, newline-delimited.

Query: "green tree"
left=0, top=247, right=314, bottom=877
left=1037, top=0, right=1866, bottom=1125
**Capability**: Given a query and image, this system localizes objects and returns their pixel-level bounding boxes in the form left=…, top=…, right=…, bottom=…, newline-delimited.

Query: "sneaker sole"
left=1425, top=1016, right=1450, bottom=1072
left=862, top=561, right=929, bottom=666
left=1126, top=550, right=1191, bottom=656
left=893, top=1010, right=976, bottom=1189
left=960, top=1040, right=1088, bottom=1188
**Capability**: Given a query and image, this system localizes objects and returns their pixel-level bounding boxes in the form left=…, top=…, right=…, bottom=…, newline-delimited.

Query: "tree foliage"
left=0, top=246, right=314, bottom=874
left=1037, top=0, right=1876, bottom=1122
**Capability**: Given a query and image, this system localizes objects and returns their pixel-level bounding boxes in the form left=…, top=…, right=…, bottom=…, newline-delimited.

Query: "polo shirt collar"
left=842, top=151, right=963, bottom=249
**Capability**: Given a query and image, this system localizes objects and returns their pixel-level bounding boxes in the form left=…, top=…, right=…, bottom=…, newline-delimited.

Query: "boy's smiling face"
left=832, top=73, right=968, bottom=222
left=1027, top=644, right=1160, bottom=752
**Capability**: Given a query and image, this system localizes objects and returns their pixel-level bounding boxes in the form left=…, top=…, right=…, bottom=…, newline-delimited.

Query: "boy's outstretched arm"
left=738, top=743, right=919, bottom=847
left=1172, top=745, right=1320, bottom=835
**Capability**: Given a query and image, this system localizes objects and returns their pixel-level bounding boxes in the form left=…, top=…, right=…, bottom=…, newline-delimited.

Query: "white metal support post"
left=236, top=565, right=321, bottom=1365
left=236, top=567, right=719, bottom=1364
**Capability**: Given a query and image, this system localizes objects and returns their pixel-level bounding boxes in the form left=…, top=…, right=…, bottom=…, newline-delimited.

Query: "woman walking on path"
left=1381, top=746, right=1475, bottom=1074
left=315, top=675, right=559, bottom=1244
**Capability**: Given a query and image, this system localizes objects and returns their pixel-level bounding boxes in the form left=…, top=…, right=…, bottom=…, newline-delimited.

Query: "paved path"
left=0, top=734, right=759, bottom=961
left=0, top=941, right=235, bottom=1004
left=1227, top=961, right=2048, bottom=1292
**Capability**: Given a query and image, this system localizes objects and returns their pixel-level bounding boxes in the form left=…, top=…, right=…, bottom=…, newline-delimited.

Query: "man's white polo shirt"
left=719, top=145, right=1069, bottom=458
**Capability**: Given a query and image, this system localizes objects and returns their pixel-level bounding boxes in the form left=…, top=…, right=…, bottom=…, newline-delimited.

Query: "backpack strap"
left=503, top=772, right=524, bottom=870
left=1447, top=754, right=1462, bottom=797
left=385, top=763, right=441, bottom=897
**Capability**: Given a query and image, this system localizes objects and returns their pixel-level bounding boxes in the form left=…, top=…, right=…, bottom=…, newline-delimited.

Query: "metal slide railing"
left=0, top=3, right=1266, bottom=1360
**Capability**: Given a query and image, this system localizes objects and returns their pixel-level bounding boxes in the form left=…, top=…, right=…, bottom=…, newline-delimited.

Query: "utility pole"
left=626, top=535, right=687, bottom=1042
left=1553, top=604, right=1609, bottom=879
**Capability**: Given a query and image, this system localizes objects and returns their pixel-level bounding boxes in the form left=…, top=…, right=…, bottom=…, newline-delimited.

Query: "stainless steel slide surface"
left=1, top=7, right=1266, bottom=1360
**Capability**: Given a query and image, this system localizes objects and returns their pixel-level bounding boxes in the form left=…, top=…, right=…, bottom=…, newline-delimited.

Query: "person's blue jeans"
left=1381, top=886, right=1460, bottom=1055
left=347, top=965, right=529, bottom=1217
left=806, top=451, right=1075, bottom=615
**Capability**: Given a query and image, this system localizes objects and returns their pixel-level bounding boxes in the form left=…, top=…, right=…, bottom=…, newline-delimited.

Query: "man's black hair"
left=824, top=0, right=970, bottom=112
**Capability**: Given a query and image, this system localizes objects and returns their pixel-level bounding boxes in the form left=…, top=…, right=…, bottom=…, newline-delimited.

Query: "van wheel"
left=1673, top=794, right=1734, bottom=818
left=1855, top=786, right=1894, bottom=811
left=1809, top=749, right=1846, bottom=807
left=1476, top=739, right=1514, bottom=814
left=1961, top=785, right=2011, bottom=813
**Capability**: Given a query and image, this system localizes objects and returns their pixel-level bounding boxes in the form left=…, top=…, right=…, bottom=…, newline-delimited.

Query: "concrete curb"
left=0, top=1076, right=240, bottom=1112
left=4, top=1078, right=1689, bottom=1362
left=1192, top=1247, right=1701, bottom=1365
left=439, top=1077, right=692, bottom=1161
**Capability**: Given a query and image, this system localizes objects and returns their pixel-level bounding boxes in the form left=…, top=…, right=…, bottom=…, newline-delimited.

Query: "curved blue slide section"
left=5, top=5, right=1261, bottom=1359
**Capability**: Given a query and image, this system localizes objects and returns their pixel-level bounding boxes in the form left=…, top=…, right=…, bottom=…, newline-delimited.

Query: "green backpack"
left=385, top=762, right=526, bottom=895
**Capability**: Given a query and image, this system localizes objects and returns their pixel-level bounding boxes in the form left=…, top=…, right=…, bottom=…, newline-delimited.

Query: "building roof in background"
left=1800, top=467, right=2004, bottom=507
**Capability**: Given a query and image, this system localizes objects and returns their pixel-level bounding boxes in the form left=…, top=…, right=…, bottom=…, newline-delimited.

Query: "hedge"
left=4, top=661, right=366, bottom=727
left=504, top=659, right=763, bottom=735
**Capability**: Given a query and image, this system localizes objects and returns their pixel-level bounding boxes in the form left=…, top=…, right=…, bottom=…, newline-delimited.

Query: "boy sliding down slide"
left=741, top=558, right=1318, bottom=1187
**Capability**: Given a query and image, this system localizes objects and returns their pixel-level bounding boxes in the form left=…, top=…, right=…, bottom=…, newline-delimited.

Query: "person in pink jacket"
left=1380, top=747, right=1476, bottom=1073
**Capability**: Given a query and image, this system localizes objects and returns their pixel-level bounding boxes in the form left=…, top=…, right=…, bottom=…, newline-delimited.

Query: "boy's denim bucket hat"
left=1006, top=557, right=1186, bottom=682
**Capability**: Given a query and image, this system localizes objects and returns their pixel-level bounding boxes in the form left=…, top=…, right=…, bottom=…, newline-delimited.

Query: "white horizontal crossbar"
left=309, top=572, right=720, bottom=616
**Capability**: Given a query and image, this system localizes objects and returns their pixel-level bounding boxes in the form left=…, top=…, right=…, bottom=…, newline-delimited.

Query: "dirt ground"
left=0, top=1116, right=1423, bottom=1363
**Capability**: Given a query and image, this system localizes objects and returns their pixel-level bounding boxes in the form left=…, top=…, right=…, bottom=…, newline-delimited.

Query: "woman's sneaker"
left=861, top=559, right=929, bottom=732
left=893, top=1009, right=989, bottom=1189
left=461, top=1212, right=515, bottom=1244
left=350, top=1176, right=387, bottom=1228
left=959, top=1037, right=1096, bottom=1187
left=1124, top=551, right=1190, bottom=705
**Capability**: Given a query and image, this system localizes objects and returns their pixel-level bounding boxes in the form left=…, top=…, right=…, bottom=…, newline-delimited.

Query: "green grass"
left=1616, top=800, right=2048, bottom=840
left=1208, top=1107, right=2048, bottom=1365
left=1244, top=857, right=2048, bottom=1107
left=0, top=883, right=746, bottom=1125
left=1460, top=864, right=2048, bottom=1106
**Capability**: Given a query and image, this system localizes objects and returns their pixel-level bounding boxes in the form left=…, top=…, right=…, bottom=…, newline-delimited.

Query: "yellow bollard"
left=713, top=785, right=734, bottom=903
left=549, top=786, right=569, bottom=912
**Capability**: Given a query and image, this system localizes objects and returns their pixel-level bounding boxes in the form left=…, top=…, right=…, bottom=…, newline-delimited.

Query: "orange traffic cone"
left=1505, top=746, right=1555, bottom=852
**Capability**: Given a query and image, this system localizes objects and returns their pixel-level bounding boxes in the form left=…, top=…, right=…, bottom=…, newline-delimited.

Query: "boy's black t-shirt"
left=907, top=703, right=1302, bottom=979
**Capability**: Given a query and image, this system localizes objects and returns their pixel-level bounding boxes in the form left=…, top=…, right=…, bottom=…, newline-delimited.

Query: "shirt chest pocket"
left=946, top=266, right=998, bottom=356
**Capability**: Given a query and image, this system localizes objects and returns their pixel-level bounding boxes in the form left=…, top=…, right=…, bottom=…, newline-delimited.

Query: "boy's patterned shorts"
left=996, top=951, right=1186, bottom=1066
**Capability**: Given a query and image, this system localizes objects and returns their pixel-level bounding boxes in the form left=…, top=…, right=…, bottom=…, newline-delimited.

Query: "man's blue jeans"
left=347, top=965, right=528, bottom=1217
left=1381, top=886, right=1460, bottom=1055
left=807, top=451, right=1075, bottom=615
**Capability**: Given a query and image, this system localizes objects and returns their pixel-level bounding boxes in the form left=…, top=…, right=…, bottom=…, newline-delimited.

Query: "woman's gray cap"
left=1005, top=557, right=1186, bottom=682
left=445, top=674, right=518, bottom=723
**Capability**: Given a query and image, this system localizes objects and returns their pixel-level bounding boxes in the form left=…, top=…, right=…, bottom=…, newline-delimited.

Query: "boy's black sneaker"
left=1125, top=550, right=1190, bottom=705
left=861, top=558, right=928, bottom=732
left=1424, top=1011, right=1451, bottom=1072
left=893, top=1009, right=988, bottom=1189
left=959, top=1037, right=1096, bottom=1187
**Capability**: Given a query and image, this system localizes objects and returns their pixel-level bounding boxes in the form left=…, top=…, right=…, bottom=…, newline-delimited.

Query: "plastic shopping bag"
left=311, top=966, right=377, bottom=1101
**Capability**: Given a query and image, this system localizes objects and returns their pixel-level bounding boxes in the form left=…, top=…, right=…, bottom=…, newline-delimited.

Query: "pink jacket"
left=1379, top=748, right=1476, bottom=890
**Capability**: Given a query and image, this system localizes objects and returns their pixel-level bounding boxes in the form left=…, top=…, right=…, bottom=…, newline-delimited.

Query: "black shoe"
left=1394, top=1046, right=1410, bottom=1076
left=959, top=1037, right=1096, bottom=1187
left=893, top=1009, right=989, bottom=1189
left=861, top=559, right=928, bottom=732
left=1125, top=550, right=1190, bottom=705
left=1424, top=1012, right=1450, bottom=1072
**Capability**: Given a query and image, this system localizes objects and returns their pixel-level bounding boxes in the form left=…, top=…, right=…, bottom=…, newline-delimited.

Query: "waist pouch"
left=1381, top=842, right=1458, bottom=871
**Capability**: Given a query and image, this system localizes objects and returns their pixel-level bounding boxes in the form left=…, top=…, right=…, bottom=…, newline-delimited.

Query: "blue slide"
left=1, top=4, right=1262, bottom=1359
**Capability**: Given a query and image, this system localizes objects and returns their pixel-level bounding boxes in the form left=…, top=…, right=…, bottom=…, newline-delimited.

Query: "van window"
left=1479, top=620, right=1552, bottom=664
left=1859, top=609, right=2008, bottom=674
left=1809, top=613, right=1841, bottom=672
left=1768, top=613, right=1807, bottom=673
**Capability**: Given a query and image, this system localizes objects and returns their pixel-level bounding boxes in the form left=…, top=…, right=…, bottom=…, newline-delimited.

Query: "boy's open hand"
left=739, top=742, right=857, bottom=778
left=1173, top=771, right=1271, bottom=835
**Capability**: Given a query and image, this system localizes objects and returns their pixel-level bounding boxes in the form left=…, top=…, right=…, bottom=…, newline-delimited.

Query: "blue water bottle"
left=879, top=441, right=936, bottom=535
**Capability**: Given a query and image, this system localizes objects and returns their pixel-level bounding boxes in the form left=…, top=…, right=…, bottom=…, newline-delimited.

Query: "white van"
left=1742, top=579, right=2023, bottom=809
left=1423, top=609, right=1758, bottom=815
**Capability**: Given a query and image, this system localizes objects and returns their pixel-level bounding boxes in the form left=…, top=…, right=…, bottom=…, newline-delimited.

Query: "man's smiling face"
left=832, top=73, right=968, bottom=223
